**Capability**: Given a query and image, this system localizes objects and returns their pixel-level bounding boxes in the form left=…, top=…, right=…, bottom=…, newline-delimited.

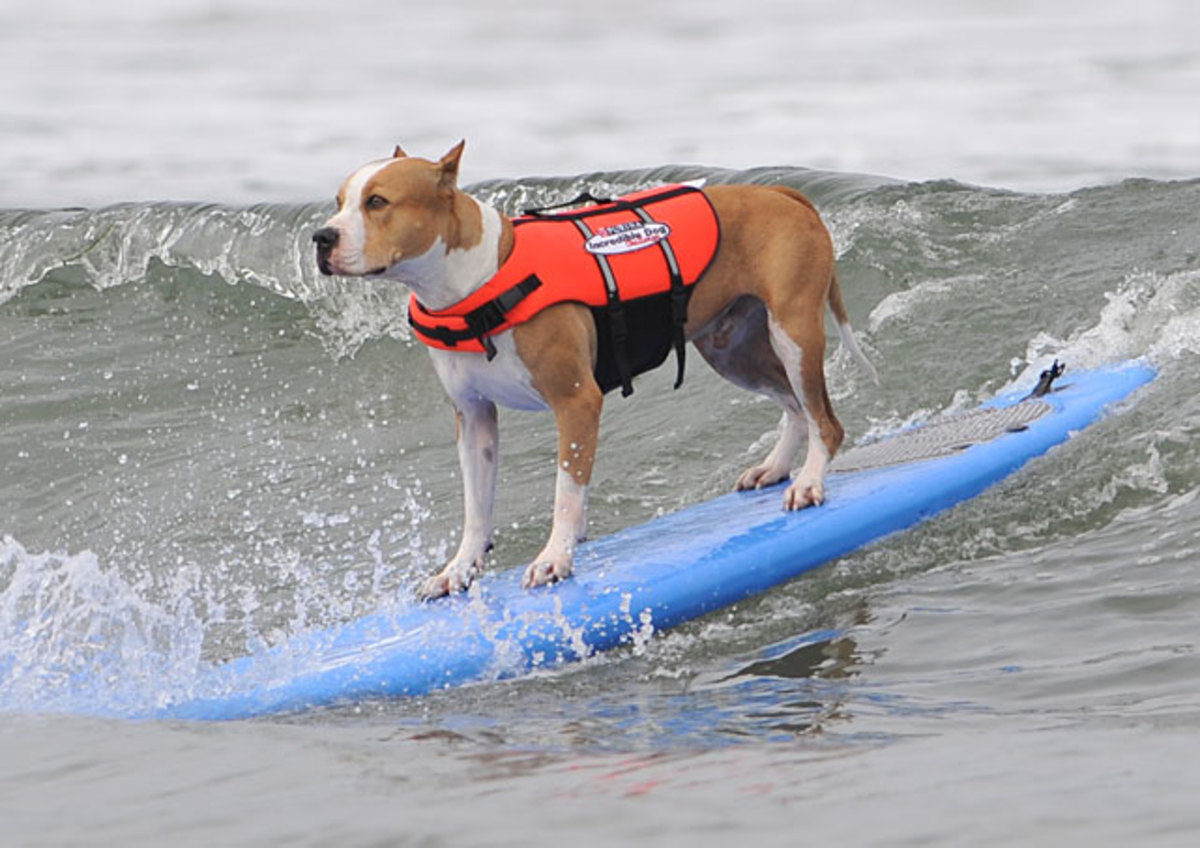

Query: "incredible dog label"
left=584, top=220, right=671, bottom=255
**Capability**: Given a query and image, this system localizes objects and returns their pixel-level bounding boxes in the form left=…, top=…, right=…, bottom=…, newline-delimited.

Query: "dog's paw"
left=735, top=463, right=791, bottom=491
left=415, top=560, right=481, bottom=602
left=521, top=557, right=573, bottom=589
left=782, top=478, right=824, bottom=510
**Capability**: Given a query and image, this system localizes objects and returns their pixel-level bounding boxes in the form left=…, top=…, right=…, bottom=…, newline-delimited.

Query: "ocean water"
left=3, top=1, right=1200, bottom=846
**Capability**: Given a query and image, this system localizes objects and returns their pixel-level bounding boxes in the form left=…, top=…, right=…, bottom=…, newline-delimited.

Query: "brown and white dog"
left=313, top=142, right=875, bottom=600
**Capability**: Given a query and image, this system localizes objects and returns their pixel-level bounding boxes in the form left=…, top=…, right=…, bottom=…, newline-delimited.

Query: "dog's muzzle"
left=312, top=227, right=339, bottom=274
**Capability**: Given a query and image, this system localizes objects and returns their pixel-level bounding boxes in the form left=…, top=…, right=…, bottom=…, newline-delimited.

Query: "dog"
left=313, top=142, right=875, bottom=600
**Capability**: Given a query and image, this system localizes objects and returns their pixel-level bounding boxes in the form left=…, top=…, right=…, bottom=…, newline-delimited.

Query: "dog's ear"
left=437, top=140, right=466, bottom=190
left=392, top=144, right=408, bottom=159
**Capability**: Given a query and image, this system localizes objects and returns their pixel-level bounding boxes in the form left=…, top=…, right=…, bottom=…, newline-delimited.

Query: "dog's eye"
left=365, top=194, right=389, bottom=211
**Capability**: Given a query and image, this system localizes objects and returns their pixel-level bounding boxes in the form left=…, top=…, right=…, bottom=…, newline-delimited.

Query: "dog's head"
left=313, top=141, right=466, bottom=277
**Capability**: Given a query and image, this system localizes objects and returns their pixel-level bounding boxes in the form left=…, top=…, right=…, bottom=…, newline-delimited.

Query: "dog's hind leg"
left=765, top=309, right=844, bottom=510
left=692, top=296, right=806, bottom=491
left=689, top=184, right=853, bottom=510
left=737, top=410, right=806, bottom=491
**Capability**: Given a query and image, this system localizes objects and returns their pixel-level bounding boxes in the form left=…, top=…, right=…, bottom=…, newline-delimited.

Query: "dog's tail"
left=828, top=269, right=880, bottom=384
left=768, top=185, right=879, bottom=384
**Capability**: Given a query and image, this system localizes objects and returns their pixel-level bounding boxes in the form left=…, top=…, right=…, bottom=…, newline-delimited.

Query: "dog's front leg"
left=522, top=385, right=601, bottom=588
left=417, top=398, right=499, bottom=600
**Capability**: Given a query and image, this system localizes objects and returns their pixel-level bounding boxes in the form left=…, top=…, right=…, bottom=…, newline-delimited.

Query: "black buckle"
left=465, top=300, right=507, bottom=337
left=408, top=311, right=459, bottom=348
left=457, top=275, right=543, bottom=362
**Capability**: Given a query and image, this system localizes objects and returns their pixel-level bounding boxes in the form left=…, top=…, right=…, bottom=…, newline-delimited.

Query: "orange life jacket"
left=407, top=184, right=720, bottom=396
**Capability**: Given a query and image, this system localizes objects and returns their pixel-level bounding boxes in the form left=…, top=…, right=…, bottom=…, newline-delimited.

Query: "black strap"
left=407, top=274, right=543, bottom=361
left=571, top=219, right=634, bottom=396
left=632, top=206, right=689, bottom=389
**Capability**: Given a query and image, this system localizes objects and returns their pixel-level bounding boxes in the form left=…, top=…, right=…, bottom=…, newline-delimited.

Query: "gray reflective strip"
left=831, top=401, right=1052, bottom=473
left=573, top=219, right=619, bottom=299
left=633, top=206, right=682, bottom=282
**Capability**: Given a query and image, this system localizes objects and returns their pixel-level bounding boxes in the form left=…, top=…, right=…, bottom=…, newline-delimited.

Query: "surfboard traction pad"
left=831, top=399, right=1051, bottom=473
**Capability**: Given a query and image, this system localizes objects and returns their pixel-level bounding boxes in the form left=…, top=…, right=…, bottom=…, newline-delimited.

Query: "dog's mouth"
left=313, top=248, right=388, bottom=278
left=311, top=228, right=391, bottom=277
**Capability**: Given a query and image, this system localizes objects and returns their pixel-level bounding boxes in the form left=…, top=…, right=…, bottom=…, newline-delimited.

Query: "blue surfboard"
left=161, top=360, right=1155, bottom=721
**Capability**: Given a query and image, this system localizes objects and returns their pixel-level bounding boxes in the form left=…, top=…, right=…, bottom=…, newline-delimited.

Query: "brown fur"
left=514, top=304, right=602, bottom=487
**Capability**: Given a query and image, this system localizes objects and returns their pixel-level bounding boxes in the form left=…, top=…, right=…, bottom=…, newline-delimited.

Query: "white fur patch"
left=324, top=158, right=391, bottom=274
left=547, top=467, right=589, bottom=553
left=767, top=316, right=830, bottom=490
left=427, top=333, right=547, bottom=412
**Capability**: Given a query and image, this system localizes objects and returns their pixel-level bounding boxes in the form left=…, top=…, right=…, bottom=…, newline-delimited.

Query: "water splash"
left=0, top=473, right=443, bottom=718
left=1014, top=268, right=1200, bottom=392
left=0, top=535, right=206, bottom=716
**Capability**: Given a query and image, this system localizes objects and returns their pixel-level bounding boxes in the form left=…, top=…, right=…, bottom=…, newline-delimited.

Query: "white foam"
left=867, top=278, right=962, bottom=333
left=1008, top=268, right=1200, bottom=393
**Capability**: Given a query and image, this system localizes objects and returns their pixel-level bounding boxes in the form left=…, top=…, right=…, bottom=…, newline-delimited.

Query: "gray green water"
left=5, top=0, right=1200, bottom=842
left=3, top=168, right=1200, bottom=844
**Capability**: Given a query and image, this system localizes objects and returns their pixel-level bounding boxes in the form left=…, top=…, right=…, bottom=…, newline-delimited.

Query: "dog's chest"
left=426, top=333, right=548, bottom=412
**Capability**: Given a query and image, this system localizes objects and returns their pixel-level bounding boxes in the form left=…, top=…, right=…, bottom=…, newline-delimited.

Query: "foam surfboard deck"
left=162, top=360, right=1155, bottom=721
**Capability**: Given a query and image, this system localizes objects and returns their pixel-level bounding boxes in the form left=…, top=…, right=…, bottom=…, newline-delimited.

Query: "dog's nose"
left=312, top=227, right=340, bottom=250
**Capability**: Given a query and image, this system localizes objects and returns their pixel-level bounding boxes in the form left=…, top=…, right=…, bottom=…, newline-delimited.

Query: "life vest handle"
left=522, top=191, right=614, bottom=217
